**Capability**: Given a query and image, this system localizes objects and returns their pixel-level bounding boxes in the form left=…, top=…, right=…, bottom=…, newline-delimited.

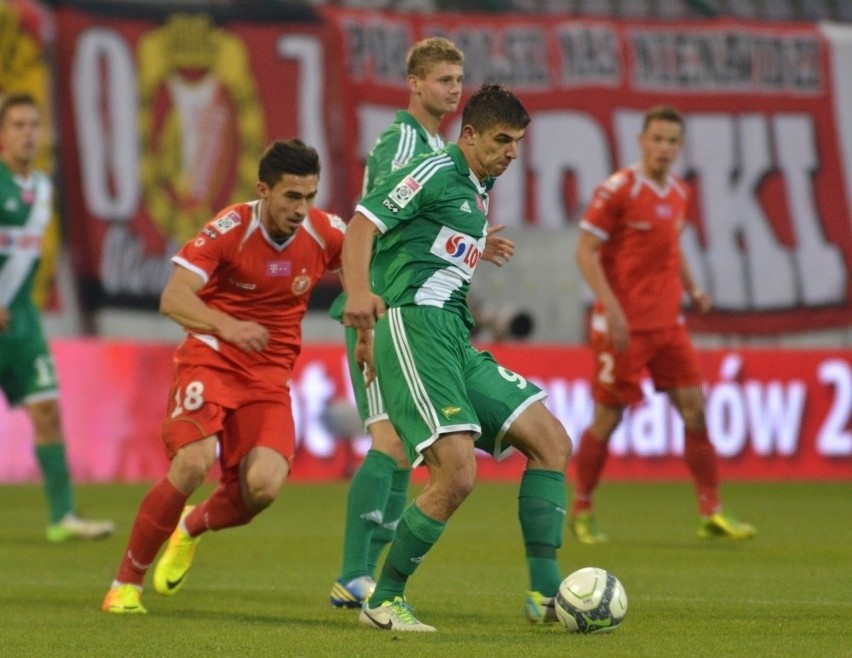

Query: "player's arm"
left=341, top=213, right=385, bottom=330
left=677, top=220, right=712, bottom=313
left=575, top=229, right=629, bottom=352
left=0, top=307, right=9, bottom=332
left=160, top=266, right=269, bottom=351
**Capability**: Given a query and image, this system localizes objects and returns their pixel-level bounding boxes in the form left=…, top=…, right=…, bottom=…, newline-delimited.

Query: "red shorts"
left=590, top=324, right=703, bottom=406
left=161, top=362, right=295, bottom=474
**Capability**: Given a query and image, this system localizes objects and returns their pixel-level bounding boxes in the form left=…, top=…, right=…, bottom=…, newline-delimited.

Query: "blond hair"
left=406, top=37, right=464, bottom=79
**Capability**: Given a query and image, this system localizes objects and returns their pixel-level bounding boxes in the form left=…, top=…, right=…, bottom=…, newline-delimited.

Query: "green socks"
left=339, top=449, right=396, bottom=583
left=371, top=502, right=445, bottom=604
left=35, top=443, right=74, bottom=524
left=518, top=469, right=566, bottom=596
left=367, top=466, right=411, bottom=575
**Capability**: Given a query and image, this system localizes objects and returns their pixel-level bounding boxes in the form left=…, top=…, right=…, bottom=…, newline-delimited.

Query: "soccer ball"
left=554, top=567, right=628, bottom=633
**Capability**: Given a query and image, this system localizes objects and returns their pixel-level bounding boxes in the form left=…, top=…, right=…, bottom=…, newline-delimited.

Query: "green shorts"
left=344, top=325, right=388, bottom=428
left=0, top=324, right=58, bottom=406
left=375, top=306, right=546, bottom=467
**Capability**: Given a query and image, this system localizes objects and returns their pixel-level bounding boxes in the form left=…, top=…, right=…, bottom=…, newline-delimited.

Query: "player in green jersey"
left=329, top=38, right=513, bottom=609
left=0, top=93, right=114, bottom=542
left=343, top=84, right=573, bottom=632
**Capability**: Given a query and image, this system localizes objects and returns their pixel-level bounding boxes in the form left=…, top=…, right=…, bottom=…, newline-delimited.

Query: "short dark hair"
left=460, top=84, right=530, bottom=135
left=258, top=138, right=320, bottom=186
left=0, top=92, right=39, bottom=124
left=642, top=105, right=684, bottom=133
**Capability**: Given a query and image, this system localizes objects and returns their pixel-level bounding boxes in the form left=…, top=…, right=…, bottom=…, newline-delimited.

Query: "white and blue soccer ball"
left=554, top=567, right=628, bottom=633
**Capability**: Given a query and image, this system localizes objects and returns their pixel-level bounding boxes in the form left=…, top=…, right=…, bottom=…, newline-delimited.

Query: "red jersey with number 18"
left=171, top=201, right=345, bottom=393
left=581, top=165, right=690, bottom=331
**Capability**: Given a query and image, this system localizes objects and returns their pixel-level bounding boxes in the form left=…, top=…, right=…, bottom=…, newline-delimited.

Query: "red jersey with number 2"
left=581, top=166, right=690, bottom=331
left=171, top=201, right=345, bottom=398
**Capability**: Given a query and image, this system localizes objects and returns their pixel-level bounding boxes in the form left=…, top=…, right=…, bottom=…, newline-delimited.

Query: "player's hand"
left=482, top=224, right=514, bottom=267
left=218, top=318, right=269, bottom=352
left=355, top=329, right=376, bottom=387
left=604, top=302, right=629, bottom=352
left=690, top=287, right=713, bottom=314
left=0, top=307, right=9, bottom=332
left=343, top=292, right=386, bottom=330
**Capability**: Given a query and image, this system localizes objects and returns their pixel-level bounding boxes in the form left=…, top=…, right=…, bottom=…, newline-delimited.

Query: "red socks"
left=571, top=430, right=610, bottom=515
left=116, top=478, right=188, bottom=585
left=185, top=479, right=254, bottom=535
left=684, top=428, right=720, bottom=516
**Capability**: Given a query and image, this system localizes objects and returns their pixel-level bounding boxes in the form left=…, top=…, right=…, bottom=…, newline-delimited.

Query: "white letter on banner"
left=277, top=35, right=329, bottom=207
left=528, top=111, right=611, bottom=227
left=816, top=359, right=852, bottom=457
left=291, top=362, right=337, bottom=458
left=72, top=29, right=139, bottom=220
left=744, top=380, right=806, bottom=456
left=539, top=377, right=593, bottom=442
left=706, top=354, right=747, bottom=457
left=688, top=114, right=795, bottom=310
left=774, top=114, right=847, bottom=305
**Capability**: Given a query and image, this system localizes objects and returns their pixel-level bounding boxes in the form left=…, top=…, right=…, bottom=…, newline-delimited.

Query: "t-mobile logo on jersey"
left=266, top=261, right=292, bottom=276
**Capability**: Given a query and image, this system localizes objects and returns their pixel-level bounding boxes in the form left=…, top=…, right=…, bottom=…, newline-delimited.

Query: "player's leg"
left=570, top=403, right=622, bottom=544
left=464, top=348, right=571, bottom=622
left=103, top=434, right=218, bottom=613
left=653, top=328, right=755, bottom=540
left=12, top=335, right=115, bottom=542
left=570, top=328, right=645, bottom=544
left=365, top=421, right=410, bottom=579
left=360, top=307, right=479, bottom=632
left=153, top=399, right=296, bottom=598
left=362, top=432, right=473, bottom=633
left=333, top=328, right=407, bottom=607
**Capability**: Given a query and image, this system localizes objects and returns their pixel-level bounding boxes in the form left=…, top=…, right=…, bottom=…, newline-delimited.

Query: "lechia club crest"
left=292, top=269, right=311, bottom=295
left=137, top=14, right=265, bottom=246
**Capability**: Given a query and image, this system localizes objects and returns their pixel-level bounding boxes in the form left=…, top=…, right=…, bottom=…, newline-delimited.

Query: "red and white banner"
left=0, top=340, right=849, bottom=483
left=52, top=5, right=333, bottom=309
left=322, top=8, right=852, bottom=333
left=50, top=6, right=851, bottom=329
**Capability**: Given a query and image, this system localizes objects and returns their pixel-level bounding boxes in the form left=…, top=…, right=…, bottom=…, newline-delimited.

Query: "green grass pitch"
left=1, top=480, right=850, bottom=656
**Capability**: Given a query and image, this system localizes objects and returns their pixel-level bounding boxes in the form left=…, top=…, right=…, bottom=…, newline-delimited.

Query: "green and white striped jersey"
left=330, top=110, right=445, bottom=322
left=0, top=160, right=52, bottom=339
left=356, top=143, right=491, bottom=328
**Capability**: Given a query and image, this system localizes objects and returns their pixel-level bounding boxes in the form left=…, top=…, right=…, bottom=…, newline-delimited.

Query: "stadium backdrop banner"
left=0, top=341, right=849, bottom=483
left=53, top=6, right=852, bottom=332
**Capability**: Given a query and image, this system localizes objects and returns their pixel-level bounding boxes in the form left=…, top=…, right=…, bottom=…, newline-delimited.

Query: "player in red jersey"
left=570, top=105, right=756, bottom=544
left=102, top=139, right=346, bottom=614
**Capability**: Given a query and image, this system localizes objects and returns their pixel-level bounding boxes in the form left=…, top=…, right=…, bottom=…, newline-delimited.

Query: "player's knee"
left=245, top=481, right=280, bottom=511
left=244, top=461, right=288, bottom=511
left=680, top=406, right=706, bottom=431
left=170, top=448, right=214, bottom=492
left=437, top=467, right=476, bottom=511
left=27, top=399, right=62, bottom=444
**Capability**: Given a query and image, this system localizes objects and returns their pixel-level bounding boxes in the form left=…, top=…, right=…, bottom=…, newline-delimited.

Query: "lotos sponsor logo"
left=445, top=234, right=468, bottom=258
left=433, top=227, right=483, bottom=274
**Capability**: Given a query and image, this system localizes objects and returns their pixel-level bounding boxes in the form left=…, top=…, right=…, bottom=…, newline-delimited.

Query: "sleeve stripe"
left=579, top=220, right=609, bottom=241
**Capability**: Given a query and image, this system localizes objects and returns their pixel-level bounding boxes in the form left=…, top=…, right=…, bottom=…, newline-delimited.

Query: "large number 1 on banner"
left=277, top=35, right=329, bottom=208
left=72, top=29, right=140, bottom=221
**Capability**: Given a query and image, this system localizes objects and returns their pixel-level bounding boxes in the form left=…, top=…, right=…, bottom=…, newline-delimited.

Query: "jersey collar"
left=397, top=110, right=444, bottom=150
left=445, top=143, right=489, bottom=194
